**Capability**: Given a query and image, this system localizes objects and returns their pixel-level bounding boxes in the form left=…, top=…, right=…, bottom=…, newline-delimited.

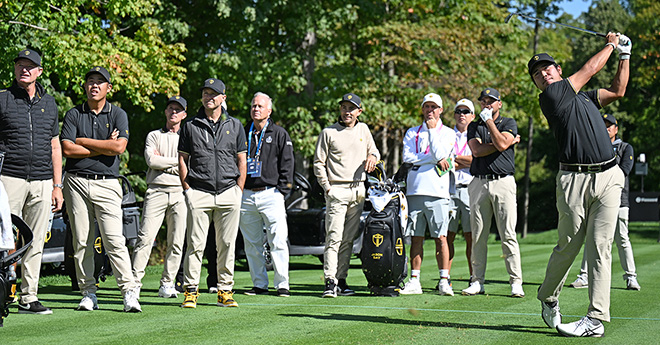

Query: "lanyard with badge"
left=247, top=121, right=268, bottom=177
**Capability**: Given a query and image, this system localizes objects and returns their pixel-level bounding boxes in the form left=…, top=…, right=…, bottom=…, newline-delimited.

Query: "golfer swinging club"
left=528, top=31, right=630, bottom=337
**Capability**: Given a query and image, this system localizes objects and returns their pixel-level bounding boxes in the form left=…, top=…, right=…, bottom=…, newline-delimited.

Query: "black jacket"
left=178, top=107, right=247, bottom=194
left=244, top=119, right=295, bottom=195
left=0, top=81, right=59, bottom=180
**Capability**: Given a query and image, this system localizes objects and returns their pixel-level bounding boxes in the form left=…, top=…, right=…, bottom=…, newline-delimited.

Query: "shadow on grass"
left=280, top=312, right=558, bottom=336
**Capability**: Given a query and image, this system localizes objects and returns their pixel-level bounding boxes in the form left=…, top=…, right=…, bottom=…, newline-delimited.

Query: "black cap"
left=603, top=113, right=617, bottom=126
left=14, top=49, right=41, bottom=67
left=167, top=95, right=187, bottom=110
left=528, top=53, right=557, bottom=77
left=338, top=93, right=362, bottom=109
left=200, top=78, right=225, bottom=94
left=478, top=88, right=500, bottom=101
left=85, top=66, right=112, bottom=83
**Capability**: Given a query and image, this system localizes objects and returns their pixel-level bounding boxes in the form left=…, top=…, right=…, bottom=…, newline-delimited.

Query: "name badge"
left=247, top=158, right=262, bottom=177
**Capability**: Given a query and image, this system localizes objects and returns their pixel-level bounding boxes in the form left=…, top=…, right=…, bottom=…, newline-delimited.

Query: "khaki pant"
left=323, top=183, right=365, bottom=281
left=183, top=186, right=241, bottom=290
left=132, top=188, right=186, bottom=288
left=1, top=175, right=51, bottom=304
left=468, top=175, right=522, bottom=285
left=577, top=207, right=637, bottom=281
left=63, top=174, right=137, bottom=294
left=537, top=166, right=624, bottom=322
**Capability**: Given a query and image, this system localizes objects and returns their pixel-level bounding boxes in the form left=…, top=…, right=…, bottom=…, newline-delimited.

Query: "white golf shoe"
left=438, top=279, right=454, bottom=296
left=511, top=283, right=525, bottom=298
left=556, top=316, right=604, bottom=337
left=399, top=279, right=423, bottom=295
left=461, top=281, right=484, bottom=296
left=158, top=283, right=179, bottom=298
left=570, top=275, right=588, bottom=288
left=541, top=301, right=561, bottom=328
left=77, top=293, right=98, bottom=311
left=626, top=276, right=641, bottom=290
left=123, top=289, right=142, bottom=312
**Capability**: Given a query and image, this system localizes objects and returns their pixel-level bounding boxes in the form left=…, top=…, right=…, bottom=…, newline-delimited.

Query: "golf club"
left=505, top=12, right=606, bottom=37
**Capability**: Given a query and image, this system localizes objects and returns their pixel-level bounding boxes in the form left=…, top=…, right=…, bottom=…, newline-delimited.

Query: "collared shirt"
left=467, top=115, right=517, bottom=176
left=61, top=101, right=129, bottom=176
left=453, top=126, right=473, bottom=186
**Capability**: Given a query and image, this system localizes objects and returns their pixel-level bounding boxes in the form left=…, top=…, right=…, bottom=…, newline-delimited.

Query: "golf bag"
left=360, top=163, right=411, bottom=296
left=1, top=215, right=33, bottom=327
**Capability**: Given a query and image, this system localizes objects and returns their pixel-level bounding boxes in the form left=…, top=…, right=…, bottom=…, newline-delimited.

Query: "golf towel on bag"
left=360, top=190, right=408, bottom=295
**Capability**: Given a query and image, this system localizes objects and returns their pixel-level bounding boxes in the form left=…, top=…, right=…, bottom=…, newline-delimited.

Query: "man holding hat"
left=399, top=93, right=456, bottom=296
left=570, top=113, right=640, bottom=292
left=463, top=88, right=524, bottom=298
left=178, top=78, right=247, bottom=308
left=447, top=98, right=476, bottom=281
left=528, top=31, right=630, bottom=337
left=314, top=92, right=379, bottom=298
left=0, top=48, right=61, bottom=314
left=132, top=96, right=188, bottom=299
left=61, top=66, right=141, bottom=312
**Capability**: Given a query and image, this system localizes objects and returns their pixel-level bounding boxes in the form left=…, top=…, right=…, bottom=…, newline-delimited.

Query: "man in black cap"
left=0, top=48, right=61, bottom=314
left=61, top=66, right=141, bottom=312
left=313, top=92, right=380, bottom=298
left=132, top=96, right=188, bottom=299
left=178, top=78, right=247, bottom=308
left=239, top=92, right=294, bottom=297
left=529, top=32, right=630, bottom=337
left=463, top=87, right=524, bottom=298
left=570, top=113, right=640, bottom=292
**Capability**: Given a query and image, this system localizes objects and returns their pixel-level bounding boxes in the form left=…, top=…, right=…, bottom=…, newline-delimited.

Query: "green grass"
left=4, top=223, right=659, bottom=344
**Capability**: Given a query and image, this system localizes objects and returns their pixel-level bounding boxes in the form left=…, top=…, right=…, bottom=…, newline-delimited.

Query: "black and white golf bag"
left=360, top=163, right=411, bottom=296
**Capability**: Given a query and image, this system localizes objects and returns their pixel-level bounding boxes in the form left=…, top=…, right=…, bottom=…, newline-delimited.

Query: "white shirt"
left=403, top=121, right=456, bottom=198
left=453, top=127, right=473, bottom=186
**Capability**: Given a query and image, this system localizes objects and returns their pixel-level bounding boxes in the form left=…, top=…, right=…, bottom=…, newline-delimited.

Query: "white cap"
left=454, top=98, right=475, bottom=114
left=421, top=93, right=442, bottom=108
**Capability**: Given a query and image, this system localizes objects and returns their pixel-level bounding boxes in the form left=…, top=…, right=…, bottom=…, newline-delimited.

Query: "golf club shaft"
left=511, top=13, right=606, bottom=37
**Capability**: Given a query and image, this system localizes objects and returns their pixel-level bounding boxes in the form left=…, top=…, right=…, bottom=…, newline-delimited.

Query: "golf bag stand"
left=1, top=215, right=34, bottom=327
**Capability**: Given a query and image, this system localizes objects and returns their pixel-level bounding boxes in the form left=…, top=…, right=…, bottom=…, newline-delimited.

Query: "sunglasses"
left=454, top=109, right=472, bottom=115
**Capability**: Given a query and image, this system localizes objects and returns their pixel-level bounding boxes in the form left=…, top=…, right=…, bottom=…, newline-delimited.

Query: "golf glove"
left=617, top=34, right=632, bottom=59
left=479, top=108, right=493, bottom=122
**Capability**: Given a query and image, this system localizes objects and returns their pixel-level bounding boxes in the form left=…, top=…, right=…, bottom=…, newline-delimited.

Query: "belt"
left=247, top=186, right=273, bottom=192
left=559, top=158, right=616, bottom=173
left=476, top=174, right=510, bottom=180
left=456, top=184, right=469, bottom=188
left=72, top=173, right=116, bottom=180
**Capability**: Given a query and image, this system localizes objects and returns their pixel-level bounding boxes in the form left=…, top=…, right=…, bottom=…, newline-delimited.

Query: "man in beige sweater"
left=132, top=96, right=188, bottom=299
left=314, top=93, right=380, bottom=298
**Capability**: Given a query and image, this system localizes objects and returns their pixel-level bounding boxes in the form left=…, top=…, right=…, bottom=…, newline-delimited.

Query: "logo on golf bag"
left=372, top=233, right=383, bottom=247
left=395, top=238, right=403, bottom=256
left=94, top=237, right=103, bottom=254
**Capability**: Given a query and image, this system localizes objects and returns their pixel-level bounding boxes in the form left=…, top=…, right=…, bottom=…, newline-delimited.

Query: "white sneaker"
left=438, top=279, right=454, bottom=296
left=209, top=287, right=219, bottom=294
left=511, top=283, right=525, bottom=298
left=399, top=279, right=423, bottom=295
left=461, top=281, right=484, bottom=295
left=541, top=301, right=561, bottom=328
left=570, top=275, right=588, bottom=288
left=626, top=276, right=641, bottom=290
left=77, top=293, right=98, bottom=311
left=158, top=284, right=179, bottom=298
left=123, top=289, right=142, bottom=313
left=556, top=316, right=604, bottom=337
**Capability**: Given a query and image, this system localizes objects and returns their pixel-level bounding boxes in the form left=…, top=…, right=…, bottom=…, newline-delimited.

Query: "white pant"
left=240, top=188, right=289, bottom=290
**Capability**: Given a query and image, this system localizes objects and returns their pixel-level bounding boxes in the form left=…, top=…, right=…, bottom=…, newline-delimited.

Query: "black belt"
left=72, top=173, right=116, bottom=180
left=248, top=186, right=273, bottom=192
left=456, top=184, right=469, bottom=188
left=476, top=174, right=510, bottom=180
left=559, top=158, right=616, bottom=173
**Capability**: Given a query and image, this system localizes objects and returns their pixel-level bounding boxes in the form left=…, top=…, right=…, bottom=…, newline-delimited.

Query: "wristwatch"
left=53, top=183, right=64, bottom=189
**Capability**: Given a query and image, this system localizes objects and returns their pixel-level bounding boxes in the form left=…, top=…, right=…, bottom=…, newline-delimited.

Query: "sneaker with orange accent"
left=217, top=290, right=238, bottom=307
left=181, top=287, right=199, bottom=308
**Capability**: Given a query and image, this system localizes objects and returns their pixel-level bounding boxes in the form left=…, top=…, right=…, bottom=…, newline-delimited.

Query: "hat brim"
left=85, top=71, right=110, bottom=83
left=14, top=56, right=41, bottom=67
left=339, top=100, right=361, bottom=109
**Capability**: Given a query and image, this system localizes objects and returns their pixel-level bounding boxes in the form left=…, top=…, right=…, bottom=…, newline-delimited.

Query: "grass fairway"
left=4, top=223, right=659, bottom=344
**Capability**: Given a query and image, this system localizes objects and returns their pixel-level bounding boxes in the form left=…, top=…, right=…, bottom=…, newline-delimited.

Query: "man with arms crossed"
left=132, top=96, right=188, bottom=299
left=529, top=32, right=630, bottom=337
left=314, top=92, right=379, bottom=298
left=61, top=66, right=141, bottom=312
left=240, top=92, right=294, bottom=297
left=399, top=93, right=456, bottom=296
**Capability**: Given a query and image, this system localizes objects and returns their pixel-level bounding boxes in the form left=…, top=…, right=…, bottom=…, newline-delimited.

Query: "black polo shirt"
left=61, top=101, right=129, bottom=176
left=539, top=78, right=614, bottom=164
left=467, top=115, right=517, bottom=176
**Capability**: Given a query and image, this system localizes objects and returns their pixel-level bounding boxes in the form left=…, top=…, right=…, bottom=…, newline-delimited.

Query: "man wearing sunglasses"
left=463, top=88, right=524, bottom=298
left=447, top=99, right=476, bottom=284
